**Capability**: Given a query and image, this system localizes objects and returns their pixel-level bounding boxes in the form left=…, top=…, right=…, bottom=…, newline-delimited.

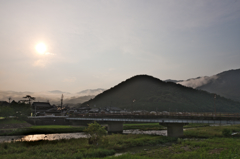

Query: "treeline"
left=0, top=102, right=31, bottom=119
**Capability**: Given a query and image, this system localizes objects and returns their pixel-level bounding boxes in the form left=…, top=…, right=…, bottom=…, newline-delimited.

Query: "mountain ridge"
left=177, top=68, right=240, bottom=102
left=81, top=75, right=240, bottom=112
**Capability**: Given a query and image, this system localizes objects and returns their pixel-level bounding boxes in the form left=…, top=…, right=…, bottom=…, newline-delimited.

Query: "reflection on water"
left=0, top=133, right=88, bottom=143
left=0, top=130, right=168, bottom=143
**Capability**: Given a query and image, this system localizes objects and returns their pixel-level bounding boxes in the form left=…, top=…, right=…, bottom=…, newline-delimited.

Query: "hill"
left=178, top=69, right=240, bottom=102
left=64, top=95, right=95, bottom=104
left=76, top=88, right=105, bottom=96
left=81, top=75, right=240, bottom=112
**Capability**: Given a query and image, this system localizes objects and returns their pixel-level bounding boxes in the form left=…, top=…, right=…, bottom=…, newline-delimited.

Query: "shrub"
left=84, top=121, right=107, bottom=145
left=222, top=129, right=232, bottom=137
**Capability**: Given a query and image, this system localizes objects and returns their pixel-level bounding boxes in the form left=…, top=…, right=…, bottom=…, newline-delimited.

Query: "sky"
left=0, top=0, right=240, bottom=94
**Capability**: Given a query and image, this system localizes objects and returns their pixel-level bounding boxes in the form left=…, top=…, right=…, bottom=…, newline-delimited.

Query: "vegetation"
left=0, top=103, right=31, bottom=120
left=0, top=119, right=27, bottom=124
left=222, top=128, right=232, bottom=137
left=22, top=95, right=35, bottom=105
left=184, top=124, right=240, bottom=138
left=1, top=124, right=240, bottom=158
left=131, top=138, right=240, bottom=159
left=81, top=75, right=240, bottom=112
left=84, top=121, right=107, bottom=145
left=0, top=134, right=175, bottom=159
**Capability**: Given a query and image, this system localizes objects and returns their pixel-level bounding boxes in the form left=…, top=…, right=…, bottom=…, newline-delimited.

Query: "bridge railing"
left=68, top=112, right=240, bottom=120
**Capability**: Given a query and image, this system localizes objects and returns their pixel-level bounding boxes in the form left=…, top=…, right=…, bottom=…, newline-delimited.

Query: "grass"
left=133, top=137, right=240, bottom=159
left=30, top=125, right=78, bottom=129
left=0, top=119, right=26, bottom=124
left=0, top=134, right=175, bottom=159
left=93, top=125, right=240, bottom=159
left=184, top=124, right=240, bottom=138
left=2, top=124, right=240, bottom=159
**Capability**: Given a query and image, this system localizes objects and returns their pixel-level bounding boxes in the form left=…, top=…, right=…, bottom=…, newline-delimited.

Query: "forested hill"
left=197, top=69, right=240, bottom=102
left=177, top=68, right=240, bottom=102
left=81, top=75, right=240, bottom=112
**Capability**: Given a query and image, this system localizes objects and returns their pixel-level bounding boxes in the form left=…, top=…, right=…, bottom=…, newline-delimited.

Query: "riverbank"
left=0, top=134, right=176, bottom=159
left=1, top=124, right=240, bottom=158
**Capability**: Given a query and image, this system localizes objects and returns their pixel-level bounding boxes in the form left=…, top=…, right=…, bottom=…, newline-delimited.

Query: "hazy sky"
left=1, top=0, right=240, bottom=93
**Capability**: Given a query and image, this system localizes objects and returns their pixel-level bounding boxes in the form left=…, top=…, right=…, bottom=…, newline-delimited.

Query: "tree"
left=8, top=97, right=11, bottom=103
left=0, top=106, right=14, bottom=118
left=23, top=95, right=35, bottom=105
left=84, top=121, right=107, bottom=145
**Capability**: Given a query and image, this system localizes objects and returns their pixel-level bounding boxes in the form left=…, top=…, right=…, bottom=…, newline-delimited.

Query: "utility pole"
left=61, top=94, right=63, bottom=116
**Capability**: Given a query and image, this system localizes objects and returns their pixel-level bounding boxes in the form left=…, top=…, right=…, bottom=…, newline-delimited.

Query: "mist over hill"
left=0, top=90, right=99, bottom=105
left=81, top=75, right=240, bottom=112
left=76, top=88, right=105, bottom=96
left=177, top=69, right=240, bottom=102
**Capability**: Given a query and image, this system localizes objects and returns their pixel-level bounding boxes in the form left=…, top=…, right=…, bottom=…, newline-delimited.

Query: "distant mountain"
left=177, top=69, right=240, bottom=102
left=76, top=88, right=105, bottom=96
left=82, top=75, right=240, bottom=112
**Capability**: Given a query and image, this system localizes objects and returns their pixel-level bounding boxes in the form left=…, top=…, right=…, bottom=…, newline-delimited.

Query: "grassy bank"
left=184, top=124, right=240, bottom=138
left=94, top=125, right=240, bottom=159
left=0, top=119, right=27, bottom=124
left=1, top=124, right=240, bottom=159
left=96, top=138, right=240, bottom=159
left=0, top=134, right=176, bottom=159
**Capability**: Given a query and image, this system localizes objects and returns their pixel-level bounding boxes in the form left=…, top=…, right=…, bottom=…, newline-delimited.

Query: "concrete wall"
left=107, top=122, right=123, bottom=134
left=160, top=123, right=187, bottom=137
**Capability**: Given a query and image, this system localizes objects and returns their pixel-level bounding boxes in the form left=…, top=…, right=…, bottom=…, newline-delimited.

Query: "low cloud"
left=178, top=75, right=219, bottom=88
left=77, top=88, right=105, bottom=96
left=0, top=89, right=104, bottom=105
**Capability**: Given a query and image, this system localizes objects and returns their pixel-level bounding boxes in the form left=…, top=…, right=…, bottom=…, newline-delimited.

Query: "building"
left=0, top=101, right=9, bottom=106
left=32, top=102, right=53, bottom=113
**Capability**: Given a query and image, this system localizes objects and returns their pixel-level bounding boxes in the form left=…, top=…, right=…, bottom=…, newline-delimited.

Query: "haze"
left=1, top=0, right=240, bottom=94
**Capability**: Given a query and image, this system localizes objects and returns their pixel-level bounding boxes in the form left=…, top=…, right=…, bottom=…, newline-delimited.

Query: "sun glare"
left=36, top=43, right=47, bottom=54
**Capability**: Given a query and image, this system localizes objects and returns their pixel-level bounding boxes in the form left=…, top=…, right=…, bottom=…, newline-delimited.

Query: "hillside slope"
left=82, top=75, right=240, bottom=112
left=178, top=69, right=240, bottom=102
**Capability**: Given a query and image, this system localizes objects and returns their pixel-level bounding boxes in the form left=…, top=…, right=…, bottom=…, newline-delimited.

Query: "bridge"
left=28, top=112, right=240, bottom=137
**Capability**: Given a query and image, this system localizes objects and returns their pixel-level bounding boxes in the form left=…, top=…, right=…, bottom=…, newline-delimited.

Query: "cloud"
left=48, top=90, right=71, bottom=94
left=178, top=75, right=219, bottom=88
left=33, top=52, right=55, bottom=67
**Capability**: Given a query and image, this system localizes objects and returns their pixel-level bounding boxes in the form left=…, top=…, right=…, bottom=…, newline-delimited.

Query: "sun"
left=35, top=43, right=47, bottom=54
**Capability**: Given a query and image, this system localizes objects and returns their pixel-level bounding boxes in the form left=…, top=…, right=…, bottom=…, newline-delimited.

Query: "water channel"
left=0, top=129, right=167, bottom=143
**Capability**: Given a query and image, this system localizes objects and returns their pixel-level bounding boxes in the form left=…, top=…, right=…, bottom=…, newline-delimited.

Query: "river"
left=0, top=129, right=168, bottom=143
